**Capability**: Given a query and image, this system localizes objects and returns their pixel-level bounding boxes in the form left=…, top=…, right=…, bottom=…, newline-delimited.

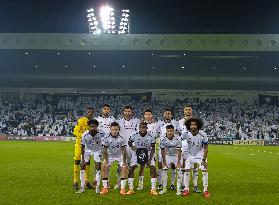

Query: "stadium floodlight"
left=86, top=6, right=130, bottom=34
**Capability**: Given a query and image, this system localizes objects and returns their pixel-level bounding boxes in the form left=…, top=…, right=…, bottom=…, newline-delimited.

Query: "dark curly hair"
left=185, top=118, right=203, bottom=131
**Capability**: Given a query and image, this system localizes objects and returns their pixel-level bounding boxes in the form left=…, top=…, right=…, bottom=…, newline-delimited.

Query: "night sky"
left=0, top=0, right=278, bottom=33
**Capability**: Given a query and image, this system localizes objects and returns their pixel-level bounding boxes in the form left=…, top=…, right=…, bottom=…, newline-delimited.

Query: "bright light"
left=86, top=6, right=130, bottom=34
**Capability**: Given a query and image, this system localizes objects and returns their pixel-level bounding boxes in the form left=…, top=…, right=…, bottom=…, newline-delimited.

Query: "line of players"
left=72, top=104, right=210, bottom=197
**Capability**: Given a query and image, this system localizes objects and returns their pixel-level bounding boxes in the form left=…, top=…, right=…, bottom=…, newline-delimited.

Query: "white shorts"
left=164, top=155, right=180, bottom=167
left=83, top=150, right=102, bottom=163
left=130, top=151, right=156, bottom=167
left=185, top=157, right=207, bottom=171
left=108, top=156, right=123, bottom=167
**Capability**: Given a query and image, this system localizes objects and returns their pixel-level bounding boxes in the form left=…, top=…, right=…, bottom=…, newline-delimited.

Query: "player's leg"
left=137, top=165, right=145, bottom=190
left=159, top=166, right=168, bottom=195
left=100, top=159, right=111, bottom=195
left=193, top=163, right=201, bottom=193
left=84, top=160, right=94, bottom=189
left=94, top=151, right=102, bottom=194
left=73, top=142, right=81, bottom=190
left=180, top=158, right=186, bottom=191
left=150, top=156, right=158, bottom=195
left=114, top=164, right=121, bottom=189
left=76, top=153, right=90, bottom=194
left=200, top=160, right=210, bottom=198
left=119, top=159, right=128, bottom=195
left=126, top=165, right=137, bottom=195
left=176, top=168, right=183, bottom=195
left=170, top=162, right=176, bottom=190
left=157, top=149, right=163, bottom=190
left=181, top=158, right=192, bottom=197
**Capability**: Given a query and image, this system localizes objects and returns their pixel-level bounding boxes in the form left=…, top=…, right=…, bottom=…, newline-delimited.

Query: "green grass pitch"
left=0, top=141, right=279, bottom=205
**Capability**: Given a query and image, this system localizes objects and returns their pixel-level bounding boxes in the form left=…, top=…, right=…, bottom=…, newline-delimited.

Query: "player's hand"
left=147, top=159, right=151, bottom=167
left=103, top=159, right=108, bottom=166
left=122, top=163, right=127, bottom=168
left=176, top=162, right=182, bottom=169
left=81, top=160, right=86, bottom=167
left=202, top=160, right=207, bottom=168
left=162, top=162, right=168, bottom=169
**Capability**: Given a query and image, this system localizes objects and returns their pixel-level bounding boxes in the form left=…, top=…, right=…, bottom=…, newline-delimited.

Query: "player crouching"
left=160, top=125, right=183, bottom=195
left=126, top=122, right=158, bottom=195
left=76, top=119, right=104, bottom=194
left=100, top=122, right=128, bottom=195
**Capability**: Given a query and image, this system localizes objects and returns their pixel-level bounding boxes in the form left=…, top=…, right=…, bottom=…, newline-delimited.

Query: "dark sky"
left=0, top=0, right=278, bottom=33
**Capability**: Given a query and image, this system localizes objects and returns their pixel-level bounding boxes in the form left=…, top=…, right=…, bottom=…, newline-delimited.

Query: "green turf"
left=0, top=141, right=279, bottom=205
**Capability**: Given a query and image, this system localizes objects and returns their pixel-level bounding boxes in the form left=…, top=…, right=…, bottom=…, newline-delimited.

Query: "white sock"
left=181, top=170, right=185, bottom=187
left=120, top=179, right=127, bottom=189
left=139, top=176, right=144, bottom=186
left=96, top=170, right=101, bottom=188
left=193, top=168, right=198, bottom=187
left=177, top=169, right=182, bottom=192
left=184, top=172, right=190, bottom=191
left=202, top=172, right=208, bottom=192
left=162, top=170, right=168, bottom=189
left=171, top=169, right=176, bottom=185
left=158, top=169, right=162, bottom=185
left=128, top=178, right=134, bottom=190
left=80, top=170, right=85, bottom=188
left=151, top=178, right=157, bottom=190
left=102, top=179, right=108, bottom=188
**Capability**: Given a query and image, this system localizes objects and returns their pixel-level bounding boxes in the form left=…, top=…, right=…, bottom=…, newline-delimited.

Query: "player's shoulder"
left=78, top=117, right=88, bottom=124
left=82, top=130, right=90, bottom=137
left=199, top=130, right=207, bottom=137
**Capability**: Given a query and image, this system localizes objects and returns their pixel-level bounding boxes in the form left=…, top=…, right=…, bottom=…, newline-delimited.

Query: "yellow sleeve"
left=73, top=118, right=87, bottom=139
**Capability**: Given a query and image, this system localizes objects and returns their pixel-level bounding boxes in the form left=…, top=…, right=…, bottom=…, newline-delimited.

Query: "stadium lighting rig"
left=86, top=6, right=130, bottom=34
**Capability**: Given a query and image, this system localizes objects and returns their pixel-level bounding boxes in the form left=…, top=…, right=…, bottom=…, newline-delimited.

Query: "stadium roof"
left=1, top=34, right=279, bottom=90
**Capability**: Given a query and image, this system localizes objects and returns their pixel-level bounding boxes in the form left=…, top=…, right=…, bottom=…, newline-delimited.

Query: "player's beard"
left=191, top=128, right=198, bottom=135
left=140, top=131, right=147, bottom=137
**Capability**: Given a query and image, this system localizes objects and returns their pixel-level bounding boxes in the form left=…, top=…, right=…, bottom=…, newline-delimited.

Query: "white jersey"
left=160, top=134, right=182, bottom=156
left=181, top=130, right=208, bottom=158
left=157, top=119, right=178, bottom=139
left=102, top=134, right=126, bottom=158
left=118, top=117, right=140, bottom=143
left=81, top=130, right=104, bottom=152
left=143, top=121, right=159, bottom=140
left=129, top=132, right=155, bottom=151
left=178, top=117, right=189, bottom=134
left=95, top=116, right=116, bottom=134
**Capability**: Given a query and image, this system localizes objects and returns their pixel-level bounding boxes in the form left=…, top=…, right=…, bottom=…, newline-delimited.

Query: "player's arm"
left=102, top=139, right=109, bottom=164
left=203, top=144, right=208, bottom=161
left=81, top=144, right=85, bottom=165
left=160, top=140, right=167, bottom=167
left=128, top=137, right=137, bottom=151
left=161, top=147, right=167, bottom=168
left=176, top=148, right=182, bottom=168
left=73, top=119, right=84, bottom=138
left=122, top=146, right=127, bottom=165
left=149, top=142, right=156, bottom=164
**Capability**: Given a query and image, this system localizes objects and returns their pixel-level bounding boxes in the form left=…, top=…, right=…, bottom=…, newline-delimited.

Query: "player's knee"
left=95, top=162, right=101, bottom=170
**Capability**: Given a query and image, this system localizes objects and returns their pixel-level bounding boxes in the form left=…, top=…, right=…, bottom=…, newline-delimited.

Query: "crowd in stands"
left=0, top=95, right=278, bottom=141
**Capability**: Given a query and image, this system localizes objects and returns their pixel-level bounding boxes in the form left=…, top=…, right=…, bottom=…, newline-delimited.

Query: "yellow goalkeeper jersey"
left=73, top=117, right=90, bottom=144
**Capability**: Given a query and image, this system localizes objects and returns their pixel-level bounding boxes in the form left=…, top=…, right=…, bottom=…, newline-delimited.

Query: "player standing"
left=181, top=118, right=211, bottom=198
left=72, top=107, right=94, bottom=190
